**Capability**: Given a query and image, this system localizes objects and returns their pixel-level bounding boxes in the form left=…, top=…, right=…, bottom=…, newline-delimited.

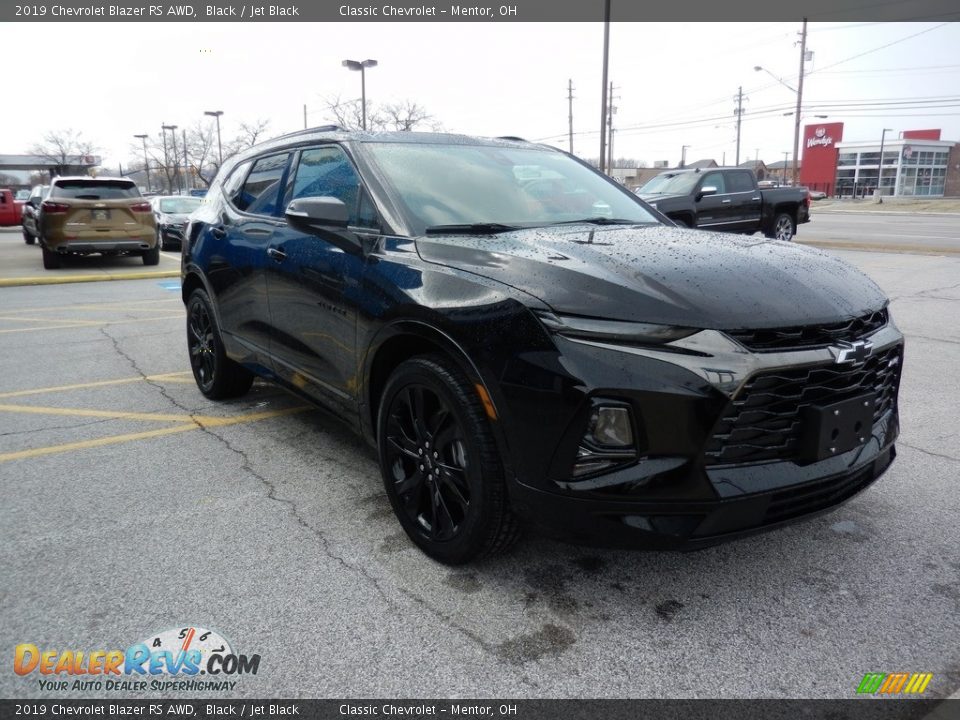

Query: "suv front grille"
left=725, top=309, right=888, bottom=352
left=704, top=343, right=902, bottom=466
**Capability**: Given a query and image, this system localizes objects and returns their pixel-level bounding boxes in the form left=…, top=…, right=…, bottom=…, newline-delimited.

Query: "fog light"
left=571, top=404, right=637, bottom=478
left=587, top=407, right=633, bottom=448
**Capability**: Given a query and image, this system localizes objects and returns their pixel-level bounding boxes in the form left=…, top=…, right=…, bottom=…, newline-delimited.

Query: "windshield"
left=159, top=197, right=202, bottom=214
left=638, top=173, right=701, bottom=195
left=363, top=142, right=659, bottom=235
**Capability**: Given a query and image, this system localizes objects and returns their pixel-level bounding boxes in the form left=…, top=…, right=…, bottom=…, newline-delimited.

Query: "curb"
left=0, top=270, right=180, bottom=288
left=797, top=240, right=960, bottom=256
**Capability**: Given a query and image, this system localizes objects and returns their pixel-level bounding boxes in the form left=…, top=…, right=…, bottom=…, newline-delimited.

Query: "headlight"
left=536, top=311, right=697, bottom=345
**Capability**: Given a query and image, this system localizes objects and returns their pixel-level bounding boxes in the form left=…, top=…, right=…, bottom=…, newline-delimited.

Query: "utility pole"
left=567, top=79, right=574, bottom=154
left=607, top=82, right=619, bottom=172
left=160, top=123, right=170, bottom=193
left=599, top=0, right=610, bottom=173
left=681, top=145, right=690, bottom=168
left=734, top=86, right=744, bottom=166
left=304, top=104, right=308, bottom=129
left=792, top=18, right=808, bottom=186
left=182, top=129, right=190, bottom=190
left=782, top=151, right=789, bottom=184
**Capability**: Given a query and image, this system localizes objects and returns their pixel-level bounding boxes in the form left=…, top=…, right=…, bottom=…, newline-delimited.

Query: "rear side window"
left=725, top=171, right=754, bottom=193
left=236, top=153, right=290, bottom=215
left=51, top=180, right=139, bottom=200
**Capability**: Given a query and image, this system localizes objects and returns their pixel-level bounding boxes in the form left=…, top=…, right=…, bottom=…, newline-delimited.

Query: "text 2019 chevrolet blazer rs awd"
left=181, top=128, right=902, bottom=564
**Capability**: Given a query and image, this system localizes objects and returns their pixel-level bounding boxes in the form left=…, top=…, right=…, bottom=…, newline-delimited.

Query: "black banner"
left=1, top=0, right=959, bottom=22
left=0, top=699, right=957, bottom=720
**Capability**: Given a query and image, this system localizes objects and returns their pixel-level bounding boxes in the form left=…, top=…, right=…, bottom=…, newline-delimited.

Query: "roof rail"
left=276, top=124, right=344, bottom=140
left=495, top=135, right=528, bottom=142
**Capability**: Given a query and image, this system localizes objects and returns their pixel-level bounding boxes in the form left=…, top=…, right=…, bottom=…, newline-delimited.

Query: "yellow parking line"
left=0, top=315, right=182, bottom=334
left=18, top=299, right=182, bottom=314
left=0, top=403, right=223, bottom=424
left=0, top=407, right=309, bottom=464
left=0, top=316, right=107, bottom=326
left=0, top=270, right=180, bottom=288
left=0, top=372, right=192, bottom=400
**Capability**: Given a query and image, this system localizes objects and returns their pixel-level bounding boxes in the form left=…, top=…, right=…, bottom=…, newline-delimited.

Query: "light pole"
left=755, top=20, right=808, bottom=187
left=341, top=59, right=378, bottom=130
left=877, top=128, right=893, bottom=203
left=205, top=110, right=224, bottom=167
left=133, top=134, right=151, bottom=193
left=162, top=124, right=180, bottom=193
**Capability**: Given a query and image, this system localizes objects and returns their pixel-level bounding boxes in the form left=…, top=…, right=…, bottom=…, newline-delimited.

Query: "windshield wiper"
left=424, top=223, right=518, bottom=235
left=544, top=217, right=641, bottom=226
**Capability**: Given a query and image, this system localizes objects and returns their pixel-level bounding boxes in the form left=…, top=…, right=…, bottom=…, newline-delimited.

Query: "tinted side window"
left=222, top=160, right=252, bottom=208
left=701, top=172, right=726, bottom=194
left=237, top=153, right=290, bottom=215
left=284, top=146, right=376, bottom=228
left=725, top=171, right=754, bottom=193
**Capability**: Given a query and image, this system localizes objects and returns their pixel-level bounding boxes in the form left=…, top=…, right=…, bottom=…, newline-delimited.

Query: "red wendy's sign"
left=800, top=122, right=844, bottom=193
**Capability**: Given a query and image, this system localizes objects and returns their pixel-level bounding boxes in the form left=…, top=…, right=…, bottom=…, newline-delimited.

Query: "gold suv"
left=38, top=177, right=158, bottom=270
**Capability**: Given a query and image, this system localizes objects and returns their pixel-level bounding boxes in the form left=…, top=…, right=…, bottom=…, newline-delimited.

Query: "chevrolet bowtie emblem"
left=832, top=339, right=874, bottom=365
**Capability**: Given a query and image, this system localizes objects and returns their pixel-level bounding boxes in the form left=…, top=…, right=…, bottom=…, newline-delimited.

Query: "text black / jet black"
left=181, top=128, right=902, bottom=564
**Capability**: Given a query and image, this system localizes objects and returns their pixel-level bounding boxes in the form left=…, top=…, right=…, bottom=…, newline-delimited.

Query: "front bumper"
left=497, top=322, right=903, bottom=549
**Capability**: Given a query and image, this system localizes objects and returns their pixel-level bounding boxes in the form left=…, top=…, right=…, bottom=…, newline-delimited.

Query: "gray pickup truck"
left=635, top=167, right=811, bottom=241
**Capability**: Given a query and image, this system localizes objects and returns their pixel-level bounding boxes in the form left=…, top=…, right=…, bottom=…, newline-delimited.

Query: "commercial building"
left=799, top=124, right=960, bottom=198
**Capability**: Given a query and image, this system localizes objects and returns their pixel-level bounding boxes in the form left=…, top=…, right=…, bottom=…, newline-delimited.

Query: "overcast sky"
left=4, top=20, right=959, bottom=170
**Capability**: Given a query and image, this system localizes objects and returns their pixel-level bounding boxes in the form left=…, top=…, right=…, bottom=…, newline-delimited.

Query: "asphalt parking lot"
left=1, top=225, right=959, bottom=700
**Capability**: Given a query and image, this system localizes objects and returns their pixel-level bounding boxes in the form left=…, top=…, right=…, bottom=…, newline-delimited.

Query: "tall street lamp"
left=162, top=124, right=180, bottom=193
left=877, top=127, right=893, bottom=203
left=205, top=110, right=224, bottom=166
left=133, top=134, right=151, bottom=193
left=341, top=59, right=378, bottom=130
left=755, top=38, right=807, bottom=187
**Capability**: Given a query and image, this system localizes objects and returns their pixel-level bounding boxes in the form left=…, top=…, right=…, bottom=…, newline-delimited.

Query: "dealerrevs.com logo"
left=14, top=626, right=261, bottom=692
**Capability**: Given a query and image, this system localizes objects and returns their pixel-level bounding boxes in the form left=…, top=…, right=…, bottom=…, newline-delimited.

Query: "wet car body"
left=182, top=129, right=902, bottom=557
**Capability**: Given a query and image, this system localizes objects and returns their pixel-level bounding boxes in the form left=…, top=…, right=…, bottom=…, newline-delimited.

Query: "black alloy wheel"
left=378, top=356, right=520, bottom=564
left=186, top=289, right=254, bottom=399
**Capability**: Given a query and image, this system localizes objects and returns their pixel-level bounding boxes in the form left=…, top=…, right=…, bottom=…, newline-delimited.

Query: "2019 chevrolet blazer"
left=181, top=128, right=903, bottom=564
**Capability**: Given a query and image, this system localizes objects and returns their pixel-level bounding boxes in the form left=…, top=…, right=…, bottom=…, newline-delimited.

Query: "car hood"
left=415, top=224, right=887, bottom=329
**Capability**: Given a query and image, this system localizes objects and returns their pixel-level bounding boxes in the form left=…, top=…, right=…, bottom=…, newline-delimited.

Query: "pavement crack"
left=899, top=441, right=960, bottom=464
left=0, top=417, right=113, bottom=437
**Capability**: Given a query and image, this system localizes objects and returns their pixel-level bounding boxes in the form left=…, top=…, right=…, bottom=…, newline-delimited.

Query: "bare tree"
left=183, top=122, right=217, bottom=188
left=380, top=100, right=438, bottom=131
left=0, top=172, right=20, bottom=187
left=319, top=95, right=436, bottom=132
left=29, top=129, right=98, bottom=177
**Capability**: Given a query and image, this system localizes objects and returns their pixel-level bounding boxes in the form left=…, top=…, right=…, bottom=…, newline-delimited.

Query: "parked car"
left=151, top=195, right=203, bottom=250
left=0, top=188, right=23, bottom=227
left=37, top=177, right=157, bottom=269
left=809, top=190, right=828, bottom=201
left=182, top=129, right=902, bottom=564
left=20, top=184, right=50, bottom=244
left=636, top=167, right=810, bottom=241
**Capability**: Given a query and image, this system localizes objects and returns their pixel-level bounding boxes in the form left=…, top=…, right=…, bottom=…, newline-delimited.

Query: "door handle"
left=751, top=197, right=761, bottom=201
left=267, top=247, right=287, bottom=262
left=211, top=226, right=226, bottom=239
left=721, top=199, right=732, bottom=204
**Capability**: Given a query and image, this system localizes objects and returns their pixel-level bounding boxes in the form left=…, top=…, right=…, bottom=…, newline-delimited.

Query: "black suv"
left=182, top=128, right=903, bottom=564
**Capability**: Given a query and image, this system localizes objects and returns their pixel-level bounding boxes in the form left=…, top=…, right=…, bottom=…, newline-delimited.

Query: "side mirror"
left=697, top=185, right=718, bottom=201
left=285, top=197, right=363, bottom=255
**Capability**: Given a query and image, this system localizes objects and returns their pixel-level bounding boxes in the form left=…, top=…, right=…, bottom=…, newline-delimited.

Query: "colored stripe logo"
left=857, top=672, right=933, bottom=695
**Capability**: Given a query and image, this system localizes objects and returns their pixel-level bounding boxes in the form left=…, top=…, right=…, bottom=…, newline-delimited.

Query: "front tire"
left=768, top=213, right=796, bottom=241
left=378, top=356, right=521, bottom=564
left=186, top=289, right=254, bottom=400
left=156, top=228, right=165, bottom=252
left=23, top=228, right=35, bottom=245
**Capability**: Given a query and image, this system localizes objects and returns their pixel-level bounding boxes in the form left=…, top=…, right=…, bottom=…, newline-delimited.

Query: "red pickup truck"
left=0, top=189, right=24, bottom=226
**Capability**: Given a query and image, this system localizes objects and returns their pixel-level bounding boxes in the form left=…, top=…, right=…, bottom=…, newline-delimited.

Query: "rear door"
left=722, top=170, right=762, bottom=232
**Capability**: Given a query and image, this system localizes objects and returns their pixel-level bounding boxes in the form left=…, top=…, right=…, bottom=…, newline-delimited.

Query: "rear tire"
left=378, top=355, right=521, bottom=564
left=142, top=244, right=160, bottom=266
left=23, top=228, right=35, bottom=245
left=41, top=244, right=60, bottom=270
left=186, top=289, right=254, bottom=400
left=767, top=213, right=796, bottom=242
